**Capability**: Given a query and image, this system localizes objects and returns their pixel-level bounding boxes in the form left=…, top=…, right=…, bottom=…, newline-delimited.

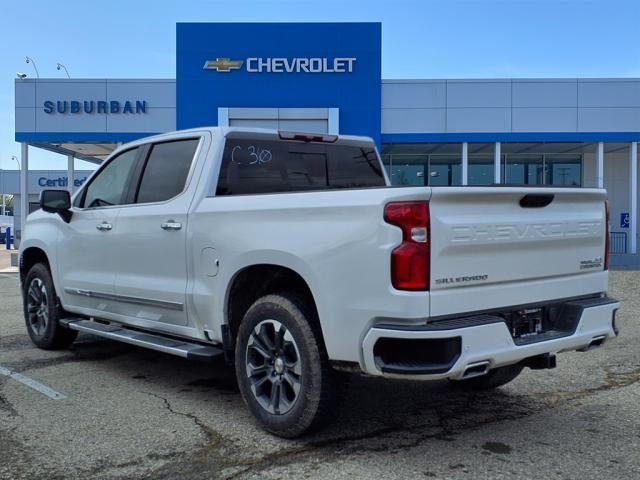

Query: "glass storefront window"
left=429, top=155, right=461, bottom=186
left=381, top=144, right=461, bottom=186
left=382, top=143, right=584, bottom=187
left=388, top=155, right=427, bottom=186
left=502, top=143, right=584, bottom=187
left=545, top=155, right=581, bottom=186
left=504, top=154, right=544, bottom=185
left=468, top=144, right=495, bottom=186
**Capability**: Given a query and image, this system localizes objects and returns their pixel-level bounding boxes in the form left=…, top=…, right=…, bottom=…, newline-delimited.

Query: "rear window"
left=216, top=138, right=385, bottom=196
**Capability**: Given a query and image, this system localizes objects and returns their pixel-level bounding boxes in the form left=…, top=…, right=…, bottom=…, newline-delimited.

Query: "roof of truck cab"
left=109, top=127, right=376, bottom=158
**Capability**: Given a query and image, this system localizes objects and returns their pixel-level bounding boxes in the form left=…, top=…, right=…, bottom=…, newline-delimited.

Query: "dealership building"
left=12, top=22, right=639, bottom=255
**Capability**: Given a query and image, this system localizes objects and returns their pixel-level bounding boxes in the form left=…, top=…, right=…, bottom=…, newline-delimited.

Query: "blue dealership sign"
left=176, top=23, right=382, bottom=145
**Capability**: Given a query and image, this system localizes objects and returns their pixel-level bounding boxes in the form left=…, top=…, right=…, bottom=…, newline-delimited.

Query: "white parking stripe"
left=0, top=366, right=67, bottom=400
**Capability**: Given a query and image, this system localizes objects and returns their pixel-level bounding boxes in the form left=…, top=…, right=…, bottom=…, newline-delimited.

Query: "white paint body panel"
left=21, top=127, right=617, bottom=377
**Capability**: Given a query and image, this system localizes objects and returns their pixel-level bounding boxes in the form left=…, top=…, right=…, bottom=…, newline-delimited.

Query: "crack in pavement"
left=0, top=390, right=20, bottom=418
left=143, top=390, right=227, bottom=450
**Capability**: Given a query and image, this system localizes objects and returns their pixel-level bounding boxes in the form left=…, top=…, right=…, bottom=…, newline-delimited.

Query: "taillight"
left=384, top=202, right=430, bottom=291
left=604, top=200, right=610, bottom=270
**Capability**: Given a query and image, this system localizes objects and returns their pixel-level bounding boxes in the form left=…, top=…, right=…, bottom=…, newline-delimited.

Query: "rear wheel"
left=450, top=363, right=524, bottom=391
left=23, top=263, right=77, bottom=350
left=235, top=293, right=342, bottom=438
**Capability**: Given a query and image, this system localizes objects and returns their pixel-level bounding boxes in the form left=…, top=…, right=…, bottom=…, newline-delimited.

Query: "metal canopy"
left=30, top=142, right=116, bottom=164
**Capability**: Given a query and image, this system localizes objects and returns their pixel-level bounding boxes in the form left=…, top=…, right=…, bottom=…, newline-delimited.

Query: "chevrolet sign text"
left=204, top=57, right=356, bottom=73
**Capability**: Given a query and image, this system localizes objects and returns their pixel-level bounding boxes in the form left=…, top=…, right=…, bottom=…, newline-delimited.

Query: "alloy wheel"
left=26, top=278, right=49, bottom=337
left=245, top=319, right=302, bottom=415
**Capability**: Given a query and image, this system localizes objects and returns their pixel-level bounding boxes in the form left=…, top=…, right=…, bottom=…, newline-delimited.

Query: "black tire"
left=450, top=363, right=524, bottom=391
left=23, top=263, right=78, bottom=350
left=235, top=292, right=342, bottom=438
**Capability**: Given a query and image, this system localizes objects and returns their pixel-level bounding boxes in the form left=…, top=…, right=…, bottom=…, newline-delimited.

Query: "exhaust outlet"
left=589, top=335, right=606, bottom=349
left=578, top=335, right=607, bottom=352
left=462, top=361, right=490, bottom=378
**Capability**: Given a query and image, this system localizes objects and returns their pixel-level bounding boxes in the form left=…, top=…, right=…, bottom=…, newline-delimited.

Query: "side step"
left=60, top=319, right=225, bottom=362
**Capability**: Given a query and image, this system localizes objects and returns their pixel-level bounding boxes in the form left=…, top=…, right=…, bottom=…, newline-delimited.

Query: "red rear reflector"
left=604, top=200, right=610, bottom=270
left=384, top=202, right=430, bottom=291
left=278, top=131, right=338, bottom=143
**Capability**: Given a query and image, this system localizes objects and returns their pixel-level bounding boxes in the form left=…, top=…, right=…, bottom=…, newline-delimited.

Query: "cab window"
left=81, top=148, right=139, bottom=208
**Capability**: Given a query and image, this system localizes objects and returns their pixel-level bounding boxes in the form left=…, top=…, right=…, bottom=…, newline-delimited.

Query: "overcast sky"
left=1, top=0, right=638, bottom=171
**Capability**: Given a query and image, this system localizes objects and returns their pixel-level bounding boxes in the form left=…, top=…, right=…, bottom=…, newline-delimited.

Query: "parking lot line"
left=0, top=365, right=67, bottom=400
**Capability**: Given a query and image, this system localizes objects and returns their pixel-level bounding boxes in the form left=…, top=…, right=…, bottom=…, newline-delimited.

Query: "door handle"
left=161, top=221, right=182, bottom=231
left=96, top=222, right=112, bottom=231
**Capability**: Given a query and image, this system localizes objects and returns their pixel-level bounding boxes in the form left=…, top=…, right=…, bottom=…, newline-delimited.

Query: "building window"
left=544, top=155, right=581, bottom=186
left=504, top=154, right=544, bottom=185
left=467, top=143, right=495, bottom=185
left=382, top=143, right=583, bottom=187
left=381, top=144, right=461, bottom=186
left=502, top=143, right=583, bottom=187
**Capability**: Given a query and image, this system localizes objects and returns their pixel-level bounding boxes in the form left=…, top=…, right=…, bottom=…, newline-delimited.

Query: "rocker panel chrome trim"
left=64, top=288, right=184, bottom=311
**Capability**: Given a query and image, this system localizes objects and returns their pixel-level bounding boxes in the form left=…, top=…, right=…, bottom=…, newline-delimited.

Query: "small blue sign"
left=621, top=212, right=629, bottom=228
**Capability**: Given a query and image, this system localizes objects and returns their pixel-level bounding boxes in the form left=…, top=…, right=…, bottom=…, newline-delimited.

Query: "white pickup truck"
left=20, top=127, right=619, bottom=437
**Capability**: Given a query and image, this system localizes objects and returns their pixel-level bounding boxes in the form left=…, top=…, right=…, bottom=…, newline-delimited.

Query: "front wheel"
left=23, top=263, right=77, bottom=350
left=235, top=293, right=342, bottom=438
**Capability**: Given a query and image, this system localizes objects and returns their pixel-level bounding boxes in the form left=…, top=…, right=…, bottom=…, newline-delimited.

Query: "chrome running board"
left=60, top=319, right=224, bottom=362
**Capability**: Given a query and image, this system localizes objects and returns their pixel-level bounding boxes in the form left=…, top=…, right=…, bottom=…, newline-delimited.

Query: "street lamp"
left=25, top=56, right=39, bottom=78
left=11, top=156, right=20, bottom=169
left=56, top=63, right=70, bottom=78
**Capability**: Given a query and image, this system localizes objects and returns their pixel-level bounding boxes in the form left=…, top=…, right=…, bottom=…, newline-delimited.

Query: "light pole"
left=56, top=63, right=70, bottom=78
left=11, top=156, right=20, bottom=169
left=25, top=56, right=39, bottom=78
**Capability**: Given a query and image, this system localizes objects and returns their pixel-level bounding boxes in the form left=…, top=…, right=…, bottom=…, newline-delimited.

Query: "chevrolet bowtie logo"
left=203, top=58, right=244, bottom=72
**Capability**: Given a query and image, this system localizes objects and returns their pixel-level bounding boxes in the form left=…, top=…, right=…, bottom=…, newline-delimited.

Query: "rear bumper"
left=361, top=295, right=619, bottom=380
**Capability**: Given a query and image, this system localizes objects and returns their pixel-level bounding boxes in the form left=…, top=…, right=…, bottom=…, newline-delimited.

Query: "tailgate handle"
left=520, top=194, right=554, bottom=208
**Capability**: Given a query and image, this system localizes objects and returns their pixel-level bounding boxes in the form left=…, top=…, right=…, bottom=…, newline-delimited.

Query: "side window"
left=135, top=139, right=200, bottom=204
left=82, top=148, right=139, bottom=208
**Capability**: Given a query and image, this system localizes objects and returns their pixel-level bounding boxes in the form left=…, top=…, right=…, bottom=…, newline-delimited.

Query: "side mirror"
left=40, top=190, right=72, bottom=223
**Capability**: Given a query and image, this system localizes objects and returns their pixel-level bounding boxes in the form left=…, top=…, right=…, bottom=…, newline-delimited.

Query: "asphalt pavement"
left=0, top=271, right=638, bottom=479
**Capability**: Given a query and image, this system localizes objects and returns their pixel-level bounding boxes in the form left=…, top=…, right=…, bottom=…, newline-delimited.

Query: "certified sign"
left=204, top=57, right=356, bottom=73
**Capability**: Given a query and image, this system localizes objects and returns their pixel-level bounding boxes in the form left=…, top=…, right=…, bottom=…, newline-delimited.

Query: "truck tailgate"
left=428, top=187, right=608, bottom=317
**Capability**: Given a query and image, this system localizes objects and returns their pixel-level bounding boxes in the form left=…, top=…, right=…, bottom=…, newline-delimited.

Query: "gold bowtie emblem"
left=203, top=58, right=244, bottom=72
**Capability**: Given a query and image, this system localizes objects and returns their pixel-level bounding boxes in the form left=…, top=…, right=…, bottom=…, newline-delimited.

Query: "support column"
left=494, top=142, right=501, bottom=184
left=217, top=107, right=229, bottom=127
left=597, top=142, right=604, bottom=188
left=328, top=108, right=339, bottom=135
left=630, top=142, right=638, bottom=254
left=20, top=143, right=28, bottom=247
left=461, top=142, right=468, bottom=186
left=67, top=154, right=75, bottom=194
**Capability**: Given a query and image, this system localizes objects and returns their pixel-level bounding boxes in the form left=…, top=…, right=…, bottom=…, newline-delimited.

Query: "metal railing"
left=609, top=231, right=627, bottom=254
